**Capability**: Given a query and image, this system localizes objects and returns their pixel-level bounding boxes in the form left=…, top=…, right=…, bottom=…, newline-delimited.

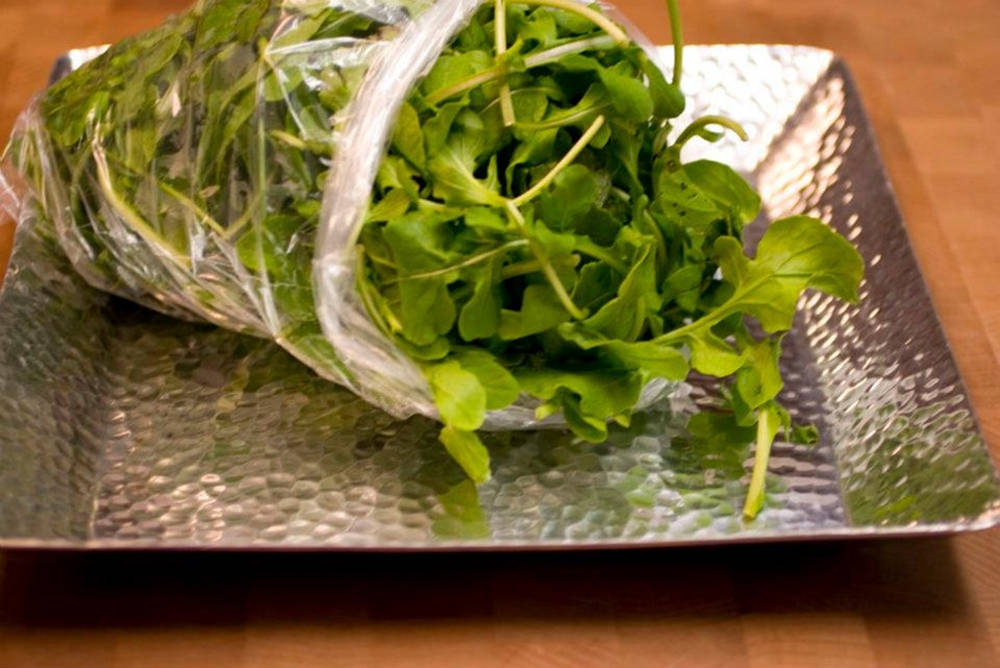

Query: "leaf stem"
left=654, top=294, right=736, bottom=344
left=529, top=34, right=617, bottom=66
left=665, top=0, right=683, bottom=87
left=517, top=0, right=629, bottom=44
left=355, top=245, right=396, bottom=337
left=390, top=239, right=530, bottom=282
left=513, top=102, right=612, bottom=132
left=102, top=151, right=229, bottom=238
left=674, top=115, right=748, bottom=149
left=505, top=201, right=587, bottom=320
left=500, top=253, right=580, bottom=280
left=642, top=210, right=669, bottom=272
left=156, top=180, right=228, bottom=237
left=424, top=35, right=617, bottom=105
left=743, top=408, right=775, bottom=519
left=91, top=138, right=191, bottom=269
left=494, top=0, right=517, bottom=127
left=571, top=237, right=629, bottom=274
left=425, top=67, right=503, bottom=106
left=512, top=114, right=605, bottom=206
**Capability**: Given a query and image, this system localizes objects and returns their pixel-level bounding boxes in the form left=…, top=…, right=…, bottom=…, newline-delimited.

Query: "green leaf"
left=516, top=367, right=643, bottom=421
left=551, top=7, right=595, bottom=33
left=427, top=149, right=506, bottom=207
left=463, top=207, right=508, bottom=231
left=583, top=242, right=660, bottom=341
left=398, top=278, right=456, bottom=346
left=366, top=188, right=411, bottom=223
left=685, top=329, right=744, bottom=377
left=753, top=216, right=864, bottom=305
left=391, top=102, right=426, bottom=169
left=516, top=8, right=558, bottom=47
left=558, top=323, right=689, bottom=380
left=458, top=261, right=502, bottom=341
left=376, top=155, right=421, bottom=199
left=597, top=69, right=653, bottom=122
left=653, top=168, right=726, bottom=243
left=455, top=349, right=520, bottom=410
left=505, top=128, right=558, bottom=187
left=682, top=160, right=761, bottom=227
left=662, top=263, right=704, bottom=311
left=498, top=283, right=570, bottom=340
left=426, top=360, right=487, bottom=431
left=537, top=163, right=598, bottom=232
left=422, top=102, right=465, bottom=157
left=734, top=337, right=784, bottom=410
left=439, top=425, right=491, bottom=483
left=789, top=423, right=819, bottom=445
left=383, top=211, right=455, bottom=272
left=572, top=261, right=619, bottom=312
left=638, top=51, right=684, bottom=118
left=559, top=391, right=609, bottom=442
left=718, top=216, right=864, bottom=332
left=421, top=50, right=494, bottom=97
left=510, top=89, right=549, bottom=123
left=518, top=84, right=610, bottom=132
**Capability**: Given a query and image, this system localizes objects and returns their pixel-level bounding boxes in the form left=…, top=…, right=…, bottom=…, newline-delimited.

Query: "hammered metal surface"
left=1, top=45, right=998, bottom=549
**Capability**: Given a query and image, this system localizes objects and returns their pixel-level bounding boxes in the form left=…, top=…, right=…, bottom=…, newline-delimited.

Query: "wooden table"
left=2, top=1, right=999, bottom=665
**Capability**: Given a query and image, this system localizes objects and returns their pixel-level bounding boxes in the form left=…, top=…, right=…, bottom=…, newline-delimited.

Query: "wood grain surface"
left=1, top=1, right=999, bottom=666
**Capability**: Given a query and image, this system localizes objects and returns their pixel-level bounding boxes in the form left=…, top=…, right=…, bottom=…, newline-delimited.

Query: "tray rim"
left=2, top=518, right=998, bottom=552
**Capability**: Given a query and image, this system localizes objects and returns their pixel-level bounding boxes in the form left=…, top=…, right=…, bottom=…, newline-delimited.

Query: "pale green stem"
left=666, top=0, right=683, bottom=87
left=518, top=0, right=628, bottom=43
left=654, top=272, right=773, bottom=347
left=512, top=114, right=605, bottom=206
left=609, top=186, right=631, bottom=201
left=91, top=138, right=191, bottom=269
left=269, top=129, right=307, bottom=151
left=425, top=67, right=503, bottom=106
left=156, top=180, right=228, bottom=237
left=527, top=35, right=616, bottom=66
left=505, top=201, right=587, bottom=320
left=221, top=196, right=261, bottom=241
left=674, top=115, right=748, bottom=149
left=103, top=150, right=228, bottom=238
left=642, top=210, right=669, bottom=271
left=571, top=237, right=629, bottom=275
left=355, top=245, right=396, bottom=336
left=500, top=253, right=580, bottom=280
left=480, top=85, right=565, bottom=114
left=743, top=409, right=775, bottom=519
left=513, top=102, right=613, bottom=132
left=424, top=35, right=616, bottom=105
left=390, top=239, right=529, bottom=283
left=495, top=0, right=517, bottom=127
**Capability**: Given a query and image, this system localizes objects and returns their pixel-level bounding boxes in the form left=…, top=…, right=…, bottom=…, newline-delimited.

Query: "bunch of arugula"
left=9, top=0, right=863, bottom=518
left=15, top=0, right=390, bottom=381
left=357, top=0, right=863, bottom=517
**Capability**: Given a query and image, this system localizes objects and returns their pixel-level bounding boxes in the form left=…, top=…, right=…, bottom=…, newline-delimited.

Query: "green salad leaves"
left=11, top=0, right=863, bottom=519
left=357, top=0, right=863, bottom=516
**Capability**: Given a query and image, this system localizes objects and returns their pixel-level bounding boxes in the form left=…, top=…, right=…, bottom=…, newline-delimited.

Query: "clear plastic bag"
left=4, top=0, right=674, bottom=427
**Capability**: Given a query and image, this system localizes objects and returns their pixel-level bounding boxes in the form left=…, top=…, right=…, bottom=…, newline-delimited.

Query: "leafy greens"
left=10, top=0, right=864, bottom=519
left=357, top=0, right=863, bottom=517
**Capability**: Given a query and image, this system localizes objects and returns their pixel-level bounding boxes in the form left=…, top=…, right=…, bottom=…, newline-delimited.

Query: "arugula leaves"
left=358, top=0, right=863, bottom=514
left=16, top=0, right=864, bottom=517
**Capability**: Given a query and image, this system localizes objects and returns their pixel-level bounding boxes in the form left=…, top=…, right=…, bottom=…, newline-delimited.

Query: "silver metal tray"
left=1, top=45, right=998, bottom=550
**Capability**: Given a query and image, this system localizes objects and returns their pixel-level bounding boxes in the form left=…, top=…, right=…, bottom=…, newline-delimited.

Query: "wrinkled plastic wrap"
left=3, top=0, right=672, bottom=427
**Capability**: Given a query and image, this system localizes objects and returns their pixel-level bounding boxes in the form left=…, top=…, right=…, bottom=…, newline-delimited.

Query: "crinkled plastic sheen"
left=2, top=0, right=674, bottom=429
